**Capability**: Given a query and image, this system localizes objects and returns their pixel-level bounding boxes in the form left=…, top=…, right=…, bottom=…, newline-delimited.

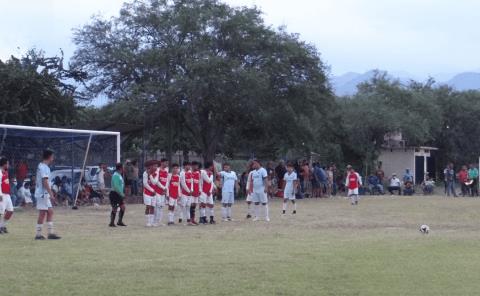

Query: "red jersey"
left=182, top=170, right=193, bottom=195
left=202, top=170, right=213, bottom=195
left=153, top=168, right=168, bottom=195
left=143, top=171, right=155, bottom=196
left=192, top=170, right=201, bottom=197
left=458, top=170, right=468, bottom=183
left=169, top=174, right=180, bottom=199
left=347, top=173, right=360, bottom=190
left=1, top=169, right=10, bottom=194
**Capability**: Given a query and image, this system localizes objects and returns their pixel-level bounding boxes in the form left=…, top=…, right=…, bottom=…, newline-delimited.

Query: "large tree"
left=71, top=0, right=333, bottom=161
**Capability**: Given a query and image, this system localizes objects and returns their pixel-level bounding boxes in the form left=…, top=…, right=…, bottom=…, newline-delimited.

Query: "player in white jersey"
left=282, top=162, right=299, bottom=215
left=249, top=160, right=270, bottom=222
left=219, top=163, right=238, bottom=221
left=34, top=150, right=61, bottom=240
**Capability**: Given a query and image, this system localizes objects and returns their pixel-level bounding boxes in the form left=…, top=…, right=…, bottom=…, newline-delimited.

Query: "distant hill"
left=331, top=70, right=480, bottom=96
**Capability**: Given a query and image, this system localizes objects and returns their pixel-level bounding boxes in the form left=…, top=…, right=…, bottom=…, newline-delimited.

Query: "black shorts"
left=109, top=191, right=125, bottom=207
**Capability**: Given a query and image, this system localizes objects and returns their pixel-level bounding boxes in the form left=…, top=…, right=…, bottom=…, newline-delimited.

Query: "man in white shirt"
left=219, top=163, right=238, bottom=221
left=282, top=162, right=299, bottom=215
left=34, top=150, right=61, bottom=240
left=388, top=173, right=402, bottom=195
left=248, top=160, right=270, bottom=222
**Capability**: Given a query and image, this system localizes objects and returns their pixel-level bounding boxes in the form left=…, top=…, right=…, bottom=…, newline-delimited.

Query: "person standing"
left=180, top=161, right=193, bottom=225
left=109, top=163, right=127, bottom=227
left=445, top=163, right=457, bottom=197
left=219, top=163, right=238, bottom=222
left=249, top=160, right=270, bottom=222
left=345, top=165, right=362, bottom=206
left=458, top=165, right=469, bottom=197
left=34, top=150, right=61, bottom=240
left=130, top=160, right=140, bottom=196
left=142, top=160, right=157, bottom=227
left=282, top=162, right=299, bottom=215
left=0, top=157, right=14, bottom=234
left=166, top=164, right=181, bottom=226
left=468, top=163, right=479, bottom=197
left=200, top=162, right=216, bottom=224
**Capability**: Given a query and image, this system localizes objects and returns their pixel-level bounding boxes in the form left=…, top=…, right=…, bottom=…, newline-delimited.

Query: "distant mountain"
left=447, top=72, right=480, bottom=91
left=331, top=70, right=480, bottom=96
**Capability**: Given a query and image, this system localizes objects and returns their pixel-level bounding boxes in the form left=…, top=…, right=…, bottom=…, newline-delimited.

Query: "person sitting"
left=388, top=174, right=402, bottom=195
left=422, top=177, right=435, bottom=195
left=403, top=169, right=414, bottom=184
left=403, top=180, right=415, bottom=196
left=367, top=175, right=384, bottom=195
left=18, top=182, right=33, bottom=207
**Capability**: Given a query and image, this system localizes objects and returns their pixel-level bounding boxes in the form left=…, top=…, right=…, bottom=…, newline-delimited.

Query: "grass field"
left=2, top=195, right=480, bottom=295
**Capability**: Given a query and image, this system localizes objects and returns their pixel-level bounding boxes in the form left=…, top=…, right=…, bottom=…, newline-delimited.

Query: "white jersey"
left=251, top=167, right=268, bottom=193
left=35, top=162, right=51, bottom=199
left=283, top=171, right=297, bottom=196
left=219, top=171, right=237, bottom=193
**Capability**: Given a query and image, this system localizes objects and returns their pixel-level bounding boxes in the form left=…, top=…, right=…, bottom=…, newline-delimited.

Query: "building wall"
left=378, top=149, right=415, bottom=183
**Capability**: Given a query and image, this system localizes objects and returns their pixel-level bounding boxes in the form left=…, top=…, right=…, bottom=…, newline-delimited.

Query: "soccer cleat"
left=117, top=222, right=127, bottom=227
left=187, top=219, right=191, bottom=223
left=179, top=219, right=183, bottom=224
left=109, top=223, right=116, bottom=227
left=1, top=227, right=7, bottom=233
left=190, top=220, right=199, bottom=226
left=265, top=217, right=270, bottom=222
left=292, top=210, right=296, bottom=215
left=355, top=201, right=358, bottom=205
left=146, top=223, right=152, bottom=227
left=282, top=210, right=286, bottom=214
left=47, top=234, right=62, bottom=240
left=227, top=217, right=233, bottom=221
left=246, top=214, right=252, bottom=219
left=167, top=222, right=174, bottom=226
left=35, top=235, right=46, bottom=240
left=209, top=216, right=216, bottom=224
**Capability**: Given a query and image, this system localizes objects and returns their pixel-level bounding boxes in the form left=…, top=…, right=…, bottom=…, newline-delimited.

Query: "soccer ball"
left=419, top=224, right=430, bottom=234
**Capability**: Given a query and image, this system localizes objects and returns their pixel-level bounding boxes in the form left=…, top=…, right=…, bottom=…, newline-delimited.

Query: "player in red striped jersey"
left=142, top=160, right=158, bottom=227
left=166, top=164, right=181, bottom=225
left=0, top=157, right=13, bottom=234
left=151, top=159, right=169, bottom=226
left=200, top=161, right=216, bottom=225
left=190, top=161, right=201, bottom=225
left=180, top=161, right=194, bottom=225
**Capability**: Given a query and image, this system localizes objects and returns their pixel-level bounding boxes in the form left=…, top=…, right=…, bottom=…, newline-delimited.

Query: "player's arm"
left=263, top=170, right=268, bottom=193
left=143, top=172, right=155, bottom=193
left=0, top=170, right=4, bottom=199
left=43, top=177, right=55, bottom=201
left=201, top=170, right=212, bottom=184
left=166, top=173, right=172, bottom=197
left=180, top=172, right=191, bottom=194
left=151, top=170, right=166, bottom=190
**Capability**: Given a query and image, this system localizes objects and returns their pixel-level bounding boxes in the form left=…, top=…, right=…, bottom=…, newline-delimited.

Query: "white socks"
left=200, top=207, right=206, bottom=217
left=283, top=202, right=287, bottom=211
left=36, top=224, right=42, bottom=236
left=154, top=206, right=163, bottom=224
left=168, top=211, right=174, bottom=223
left=222, top=207, right=227, bottom=219
left=47, top=222, right=54, bottom=234
left=293, top=202, right=297, bottom=211
left=264, top=204, right=269, bottom=219
left=208, top=207, right=214, bottom=217
left=227, top=207, right=232, bottom=218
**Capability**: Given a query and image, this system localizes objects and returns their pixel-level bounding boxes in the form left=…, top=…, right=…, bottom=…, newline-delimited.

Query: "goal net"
left=0, top=124, right=120, bottom=206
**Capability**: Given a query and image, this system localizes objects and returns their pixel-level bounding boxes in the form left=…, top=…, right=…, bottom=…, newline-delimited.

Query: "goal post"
left=0, top=124, right=121, bottom=206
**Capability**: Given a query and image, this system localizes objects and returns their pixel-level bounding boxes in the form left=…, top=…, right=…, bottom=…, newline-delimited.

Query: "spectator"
left=124, top=160, right=133, bottom=196
left=468, top=163, right=479, bottom=197
left=443, top=165, right=449, bottom=194
left=275, top=161, right=287, bottom=190
left=313, top=163, right=327, bottom=198
left=403, top=168, right=413, bottom=184
left=61, top=177, right=73, bottom=205
left=445, top=163, right=457, bottom=197
left=422, top=176, right=435, bottom=195
left=18, top=182, right=33, bottom=207
left=15, top=160, right=28, bottom=186
left=9, top=177, right=18, bottom=207
left=367, top=174, right=384, bottom=195
left=301, top=160, right=312, bottom=197
left=29, top=175, right=36, bottom=205
left=388, top=173, right=402, bottom=195
left=130, top=160, right=140, bottom=196
left=458, top=165, right=469, bottom=196
left=326, top=165, right=334, bottom=197
left=376, top=164, right=385, bottom=185
left=97, top=163, right=108, bottom=202
left=403, top=181, right=414, bottom=196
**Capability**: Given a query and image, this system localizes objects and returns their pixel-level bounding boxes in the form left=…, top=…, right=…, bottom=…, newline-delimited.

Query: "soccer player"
left=249, top=160, right=270, bottom=222
left=190, top=161, right=201, bottom=225
left=345, top=165, right=362, bottom=205
left=219, top=163, right=238, bottom=221
left=109, top=162, right=127, bottom=227
left=282, top=162, right=299, bottom=215
left=34, top=150, right=61, bottom=240
left=142, top=160, right=158, bottom=227
left=180, top=161, right=193, bottom=225
left=151, top=159, right=169, bottom=226
left=166, top=164, right=181, bottom=225
left=0, top=157, right=14, bottom=234
left=200, top=161, right=216, bottom=224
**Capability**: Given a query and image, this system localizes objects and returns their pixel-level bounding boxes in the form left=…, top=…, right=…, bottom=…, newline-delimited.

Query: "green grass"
left=2, top=195, right=480, bottom=295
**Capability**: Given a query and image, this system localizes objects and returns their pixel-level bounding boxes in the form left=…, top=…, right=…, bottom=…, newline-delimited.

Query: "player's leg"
left=199, top=194, right=207, bottom=224
left=117, top=200, right=127, bottom=226
left=190, top=199, right=198, bottom=225
left=0, top=195, right=13, bottom=233
left=154, top=195, right=164, bottom=226
left=168, top=199, right=177, bottom=225
left=35, top=210, right=47, bottom=239
left=46, top=206, right=61, bottom=239
left=177, top=196, right=185, bottom=224
left=282, top=198, right=288, bottom=214
left=291, top=199, right=297, bottom=214
left=109, top=196, right=118, bottom=227
left=208, top=196, right=216, bottom=224
left=221, top=203, right=228, bottom=221
left=185, top=196, right=192, bottom=224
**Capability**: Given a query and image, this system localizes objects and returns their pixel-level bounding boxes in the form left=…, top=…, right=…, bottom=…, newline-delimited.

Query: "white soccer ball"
left=419, top=224, right=430, bottom=234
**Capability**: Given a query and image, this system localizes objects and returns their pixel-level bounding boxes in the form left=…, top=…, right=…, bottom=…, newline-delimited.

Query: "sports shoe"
left=0, top=228, right=3, bottom=234
left=167, top=222, right=174, bottom=226
left=209, top=217, right=216, bottom=224
left=246, top=214, right=252, bottom=219
left=253, top=217, right=259, bottom=222
left=1, top=227, right=8, bottom=233
left=282, top=210, right=286, bottom=215
left=227, top=217, right=232, bottom=222
left=179, top=219, right=183, bottom=224
left=190, top=220, right=199, bottom=226
left=222, top=218, right=228, bottom=222
left=355, top=201, right=358, bottom=205
left=117, top=222, right=127, bottom=227
left=35, top=235, right=46, bottom=240
left=146, top=223, right=152, bottom=227
left=109, top=223, right=116, bottom=227
left=292, top=210, right=296, bottom=215
left=265, top=217, right=270, bottom=222
left=47, top=234, right=62, bottom=240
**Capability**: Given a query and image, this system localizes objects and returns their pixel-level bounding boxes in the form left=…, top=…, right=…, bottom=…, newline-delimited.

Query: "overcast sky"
left=0, top=0, right=479, bottom=79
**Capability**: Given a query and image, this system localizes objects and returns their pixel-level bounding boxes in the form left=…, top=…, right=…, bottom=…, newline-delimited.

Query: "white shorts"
left=155, top=194, right=166, bottom=207
left=199, top=193, right=214, bottom=205
left=221, top=191, right=235, bottom=204
left=1, top=194, right=13, bottom=212
left=182, top=195, right=192, bottom=207
left=143, top=195, right=156, bottom=206
left=348, top=188, right=359, bottom=196
left=179, top=195, right=189, bottom=207
left=36, top=193, right=52, bottom=210
left=283, top=190, right=295, bottom=200
left=191, top=196, right=199, bottom=205
left=168, top=198, right=178, bottom=207
left=252, top=191, right=268, bottom=204
left=246, top=193, right=253, bottom=202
